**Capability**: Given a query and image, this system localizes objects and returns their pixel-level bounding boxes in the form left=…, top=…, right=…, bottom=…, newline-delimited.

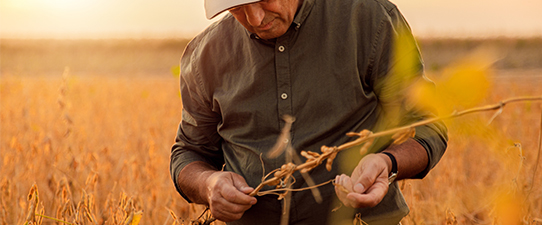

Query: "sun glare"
left=41, top=0, right=94, bottom=10
left=3, top=0, right=94, bottom=11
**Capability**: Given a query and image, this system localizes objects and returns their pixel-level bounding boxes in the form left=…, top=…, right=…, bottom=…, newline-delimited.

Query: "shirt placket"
left=275, top=36, right=298, bottom=222
left=275, top=37, right=292, bottom=122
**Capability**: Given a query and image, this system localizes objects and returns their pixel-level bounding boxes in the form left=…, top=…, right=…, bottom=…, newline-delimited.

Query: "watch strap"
left=381, top=152, right=398, bottom=184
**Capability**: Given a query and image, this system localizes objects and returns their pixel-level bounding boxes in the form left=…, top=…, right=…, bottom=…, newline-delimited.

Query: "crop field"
left=1, top=38, right=542, bottom=224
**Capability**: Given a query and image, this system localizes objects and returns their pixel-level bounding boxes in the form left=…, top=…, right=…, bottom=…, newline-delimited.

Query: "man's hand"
left=177, top=161, right=257, bottom=222
left=205, top=171, right=258, bottom=222
left=334, top=153, right=390, bottom=208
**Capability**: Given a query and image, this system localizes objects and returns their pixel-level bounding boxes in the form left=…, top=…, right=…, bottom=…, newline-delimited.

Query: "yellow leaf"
left=378, top=28, right=423, bottom=129
left=409, top=48, right=495, bottom=116
left=440, top=60, right=491, bottom=108
left=381, top=28, right=421, bottom=102
left=130, top=211, right=143, bottom=225
left=409, top=78, right=440, bottom=112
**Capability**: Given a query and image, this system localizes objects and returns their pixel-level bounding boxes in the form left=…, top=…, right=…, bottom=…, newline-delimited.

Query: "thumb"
left=351, top=154, right=387, bottom=194
left=353, top=167, right=379, bottom=194
left=231, top=173, right=254, bottom=194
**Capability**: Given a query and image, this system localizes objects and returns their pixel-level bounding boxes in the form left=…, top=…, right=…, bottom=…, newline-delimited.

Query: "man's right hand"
left=178, top=161, right=257, bottom=222
left=204, top=171, right=257, bottom=222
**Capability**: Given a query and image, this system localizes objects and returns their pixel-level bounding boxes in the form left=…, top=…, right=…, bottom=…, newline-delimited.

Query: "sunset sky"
left=1, top=0, right=541, bottom=39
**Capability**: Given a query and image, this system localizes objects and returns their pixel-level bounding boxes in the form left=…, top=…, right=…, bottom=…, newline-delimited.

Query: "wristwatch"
left=381, top=152, right=398, bottom=185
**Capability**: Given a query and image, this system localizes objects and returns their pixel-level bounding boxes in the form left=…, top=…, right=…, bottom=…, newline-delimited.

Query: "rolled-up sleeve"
left=412, top=120, right=447, bottom=178
left=170, top=42, right=224, bottom=202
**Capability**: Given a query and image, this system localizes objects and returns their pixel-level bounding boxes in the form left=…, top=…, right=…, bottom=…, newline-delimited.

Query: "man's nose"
left=244, top=3, right=265, bottom=27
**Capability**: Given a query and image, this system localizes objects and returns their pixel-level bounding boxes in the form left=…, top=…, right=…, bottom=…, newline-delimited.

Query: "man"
left=170, top=0, right=448, bottom=224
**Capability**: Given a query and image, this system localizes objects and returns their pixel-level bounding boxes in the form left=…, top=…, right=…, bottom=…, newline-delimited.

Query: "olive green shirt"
left=170, top=0, right=448, bottom=223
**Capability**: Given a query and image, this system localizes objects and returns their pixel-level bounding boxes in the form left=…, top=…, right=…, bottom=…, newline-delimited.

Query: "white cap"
left=204, top=0, right=261, bottom=19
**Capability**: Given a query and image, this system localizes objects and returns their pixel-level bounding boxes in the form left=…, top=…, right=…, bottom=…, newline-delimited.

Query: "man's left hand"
left=334, top=153, right=390, bottom=208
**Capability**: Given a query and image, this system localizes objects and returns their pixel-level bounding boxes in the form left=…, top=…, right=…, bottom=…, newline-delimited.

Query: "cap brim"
left=205, top=0, right=261, bottom=19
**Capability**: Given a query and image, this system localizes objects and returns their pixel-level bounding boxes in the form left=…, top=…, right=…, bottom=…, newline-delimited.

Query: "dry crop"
left=1, top=38, right=541, bottom=224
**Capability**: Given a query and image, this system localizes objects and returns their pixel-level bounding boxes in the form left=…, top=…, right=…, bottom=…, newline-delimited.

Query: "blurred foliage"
left=410, top=48, right=494, bottom=115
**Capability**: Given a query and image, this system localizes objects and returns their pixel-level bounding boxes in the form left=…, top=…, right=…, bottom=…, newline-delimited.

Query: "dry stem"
left=525, top=105, right=542, bottom=203
left=249, top=96, right=542, bottom=197
left=200, top=96, right=542, bottom=223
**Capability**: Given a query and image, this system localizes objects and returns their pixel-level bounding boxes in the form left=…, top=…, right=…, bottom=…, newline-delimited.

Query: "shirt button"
left=278, top=46, right=285, bottom=52
left=280, top=93, right=288, bottom=99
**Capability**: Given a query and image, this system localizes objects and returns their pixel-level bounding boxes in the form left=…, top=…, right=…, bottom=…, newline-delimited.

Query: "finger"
left=229, top=173, right=257, bottom=204
left=340, top=174, right=353, bottom=192
left=335, top=186, right=350, bottom=207
left=210, top=204, right=245, bottom=222
left=334, top=186, right=350, bottom=208
left=220, top=183, right=257, bottom=205
left=230, top=173, right=250, bottom=189
left=239, top=186, right=255, bottom=194
left=209, top=190, right=254, bottom=217
left=231, top=173, right=253, bottom=191
left=346, top=185, right=387, bottom=208
left=334, top=175, right=346, bottom=195
left=352, top=161, right=384, bottom=194
left=346, top=173, right=389, bottom=208
left=335, top=174, right=355, bottom=208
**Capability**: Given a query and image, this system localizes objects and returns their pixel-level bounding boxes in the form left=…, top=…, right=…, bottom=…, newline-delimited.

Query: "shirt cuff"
left=411, top=121, right=448, bottom=179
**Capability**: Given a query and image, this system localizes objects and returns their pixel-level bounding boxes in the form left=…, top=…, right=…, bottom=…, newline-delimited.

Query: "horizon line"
left=2, top=30, right=542, bottom=40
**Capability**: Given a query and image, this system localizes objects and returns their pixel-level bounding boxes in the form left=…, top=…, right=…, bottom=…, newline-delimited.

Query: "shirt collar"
left=248, top=0, right=315, bottom=40
left=292, top=0, right=315, bottom=30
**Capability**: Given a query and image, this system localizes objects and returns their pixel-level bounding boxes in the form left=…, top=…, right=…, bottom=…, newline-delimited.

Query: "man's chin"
left=255, top=29, right=287, bottom=40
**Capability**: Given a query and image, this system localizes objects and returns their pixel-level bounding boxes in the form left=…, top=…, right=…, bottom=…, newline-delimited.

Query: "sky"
left=1, top=0, right=541, bottom=39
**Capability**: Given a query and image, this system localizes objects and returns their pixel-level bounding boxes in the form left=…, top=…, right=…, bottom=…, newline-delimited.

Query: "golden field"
left=1, top=38, right=542, bottom=224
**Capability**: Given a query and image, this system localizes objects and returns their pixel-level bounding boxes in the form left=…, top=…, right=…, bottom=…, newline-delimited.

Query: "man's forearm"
left=381, top=138, right=428, bottom=180
left=177, top=161, right=218, bottom=204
